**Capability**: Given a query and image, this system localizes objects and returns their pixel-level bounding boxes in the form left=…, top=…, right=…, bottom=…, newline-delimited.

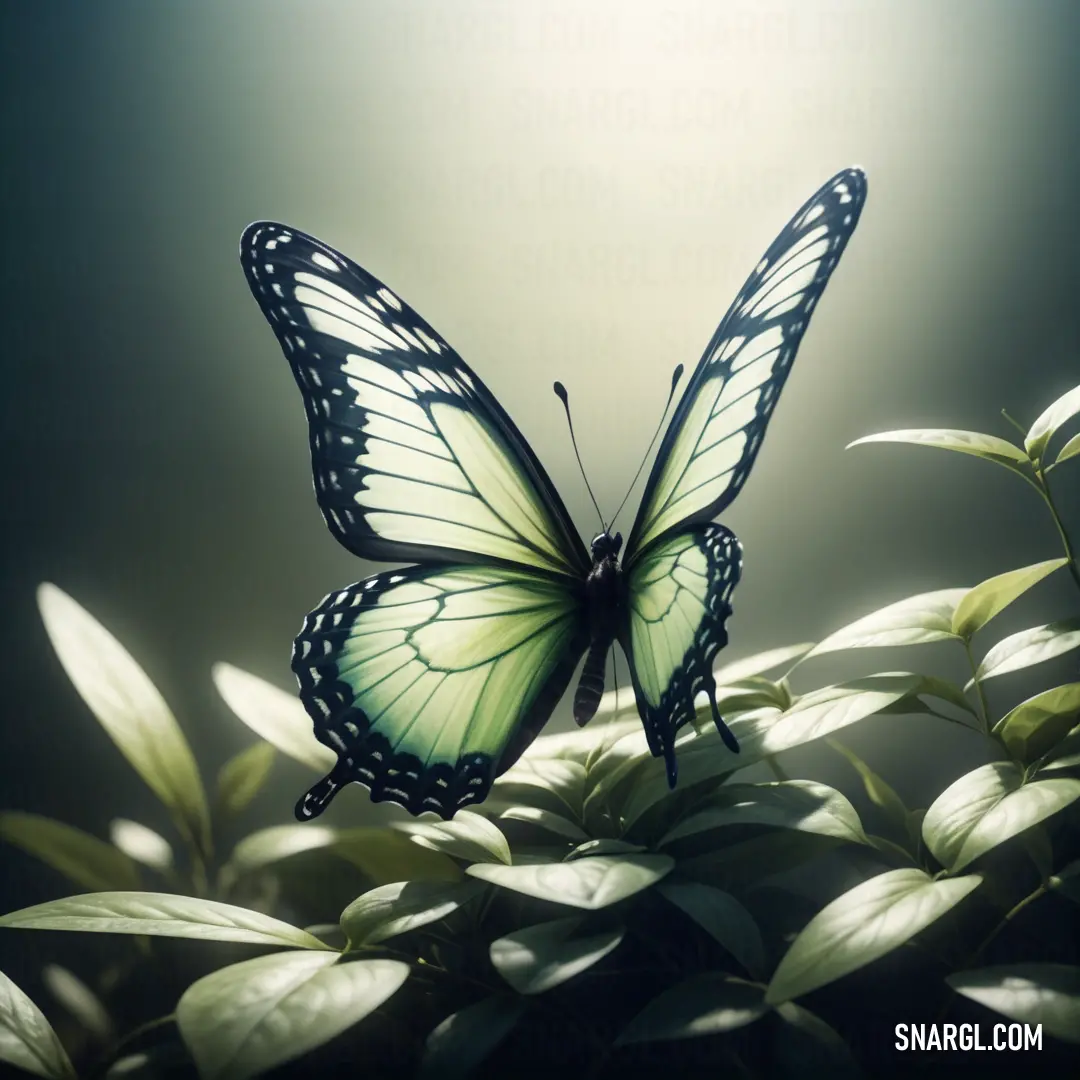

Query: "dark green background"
left=1, top=0, right=1078, bottom=1045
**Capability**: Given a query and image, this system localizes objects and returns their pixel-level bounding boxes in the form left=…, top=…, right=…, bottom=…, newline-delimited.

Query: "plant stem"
left=966, top=884, right=1047, bottom=968
left=1035, top=466, right=1080, bottom=597
left=962, top=640, right=990, bottom=735
left=1000, top=409, right=1028, bottom=438
left=765, top=755, right=790, bottom=782
left=934, top=883, right=1047, bottom=1024
left=88, top=1013, right=176, bottom=1080
left=190, top=848, right=210, bottom=898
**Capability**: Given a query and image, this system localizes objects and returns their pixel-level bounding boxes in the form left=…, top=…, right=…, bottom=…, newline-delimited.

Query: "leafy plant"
left=2, top=384, right=1079, bottom=1079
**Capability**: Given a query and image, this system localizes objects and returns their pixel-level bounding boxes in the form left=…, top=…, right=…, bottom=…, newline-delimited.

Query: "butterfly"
left=239, top=166, right=867, bottom=821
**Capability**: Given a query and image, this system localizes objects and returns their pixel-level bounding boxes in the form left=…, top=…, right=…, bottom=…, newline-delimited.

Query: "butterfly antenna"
left=608, top=364, right=685, bottom=529
left=554, top=381, right=606, bottom=530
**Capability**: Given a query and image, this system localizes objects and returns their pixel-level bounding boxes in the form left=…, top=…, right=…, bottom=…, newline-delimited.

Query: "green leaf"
left=1025, top=384, right=1080, bottom=461
left=176, top=952, right=408, bottom=1080
left=1039, top=725, right=1080, bottom=774
left=226, top=824, right=461, bottom=885
left=828, top=741, right=910, bottom=843
left=216, top=743, right=276, bottom=816
left=565, top=839, right=647, bottom=861
left=773, top=1002, right=862, bottom=1080
left=766, top=869, right=981, bottom=1004
left=489, top=916, right=623, bottom=994
left=468, top=854, right=673, bottom=909
left=0, top=969, right=75, bottom=1079
left=212, top=663, right=336, bottom=774
left=659, top=781, right=868, bottom=848
left=974, top=618, right=1080, bottom=685
left=922, top=763, right=1020, bottom=869
left=804, top=591, right=966, bottom=658
left=680, top=833, right=843, bottom=891
left=713, top=644, right=814, bottom=684
left=847, top=429, right=1031, bottom=472
left=395, top=811, right=511, bottom=866
left=341, top=879, right=483, bottom=948
left=484, top=804, right=589, bottom=842
left=42, top=964, right=113, bottom=1041
left=948, top=964, right=1080, bottom=1043
left=492, top=758, right=587, bottom=817
left=1053, top=431, right=1080, bottom=466
left=908, top=674, right=978, bottom=715
left=419, top=997, right=527, bottom=1080
left=0, top=892, right=331, bottom=950
left=0, top=812, right=141, bottom=892
left=330, top=827, right=461, bottom=884
left=37, top=584, right=211, bottom=854
left=528, top=718, right=641, bottom=766
left=228, top=824, right=341, bottom=875
left=109, top=819, right=174, bottom=873
left=657, top=882, right=766, bottom=979
left=615, top=974, right=767, bottom=1045
left=922, top=763, right=1080, bottom=871
left=952, top=560, right=1068, bottom=638
left=582, top=729, right=655, bottom=824
left=620, top=675, right=919, bottom=831
left=996, top=683, right=1080, bottom=762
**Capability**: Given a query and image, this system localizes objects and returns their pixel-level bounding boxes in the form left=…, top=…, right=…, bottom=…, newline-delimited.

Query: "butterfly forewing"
left=624, top=167, right=868, bottom=561
left=293, top=564, right=588, bottom=819
left=240, top=222, right=589, bottom=579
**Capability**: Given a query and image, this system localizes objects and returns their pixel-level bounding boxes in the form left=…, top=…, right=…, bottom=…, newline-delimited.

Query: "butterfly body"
left=240, top=166, right=867, bottom=820
left=572, top=530, right=626, bottom=726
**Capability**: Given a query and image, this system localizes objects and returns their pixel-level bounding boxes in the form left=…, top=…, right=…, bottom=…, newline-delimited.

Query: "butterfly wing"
left=294, top=564, right=588, bottom=819
left=240, top=222, right=593, bottom=818
left=240, top=221, right=590, bottom=579
left=620, top=168, right=867, bottom=782
left=624, top=167, right=868, bottom=560
left=619, top=525, right=742, bottom=785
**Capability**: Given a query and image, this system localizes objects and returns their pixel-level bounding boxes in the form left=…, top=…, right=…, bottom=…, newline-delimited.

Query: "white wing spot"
left=395, top=324, right=424, bottom=350
left=417, top=329, right=442, bottom=354
left=377, top=288, right=403, bottom=311
left=341, top=354, right=417, bottom=398
left=311, top=252, right=339, bottom=271
left=403, top=371, right=436, bottom=393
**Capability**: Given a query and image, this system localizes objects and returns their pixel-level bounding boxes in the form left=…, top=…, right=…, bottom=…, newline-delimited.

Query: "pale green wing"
left=622, top=525, right=743, bottom=785
left=625, top=168, right=867, bottom=558
left=293, top=565, right=588, bottom=819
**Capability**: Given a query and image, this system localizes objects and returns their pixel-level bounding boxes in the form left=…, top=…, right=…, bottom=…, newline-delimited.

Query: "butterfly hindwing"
left=293, top=564, right=589, bottom=819
left=240, top=222, right=589, bottom=579
left=625, top=167, right=867, bottom=559
left=620, top=525, right=742, bottom=783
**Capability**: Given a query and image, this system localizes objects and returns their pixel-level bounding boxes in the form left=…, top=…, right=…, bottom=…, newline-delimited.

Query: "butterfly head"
left=590, top=531, right=623, bottom=562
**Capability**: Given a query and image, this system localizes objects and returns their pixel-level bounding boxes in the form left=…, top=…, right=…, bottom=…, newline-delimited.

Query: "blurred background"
left=1, top=0, right=1078, bottom=996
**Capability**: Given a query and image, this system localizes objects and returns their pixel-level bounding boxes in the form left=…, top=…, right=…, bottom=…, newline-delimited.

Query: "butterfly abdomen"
left=573, top=638, right=610, bottom=726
